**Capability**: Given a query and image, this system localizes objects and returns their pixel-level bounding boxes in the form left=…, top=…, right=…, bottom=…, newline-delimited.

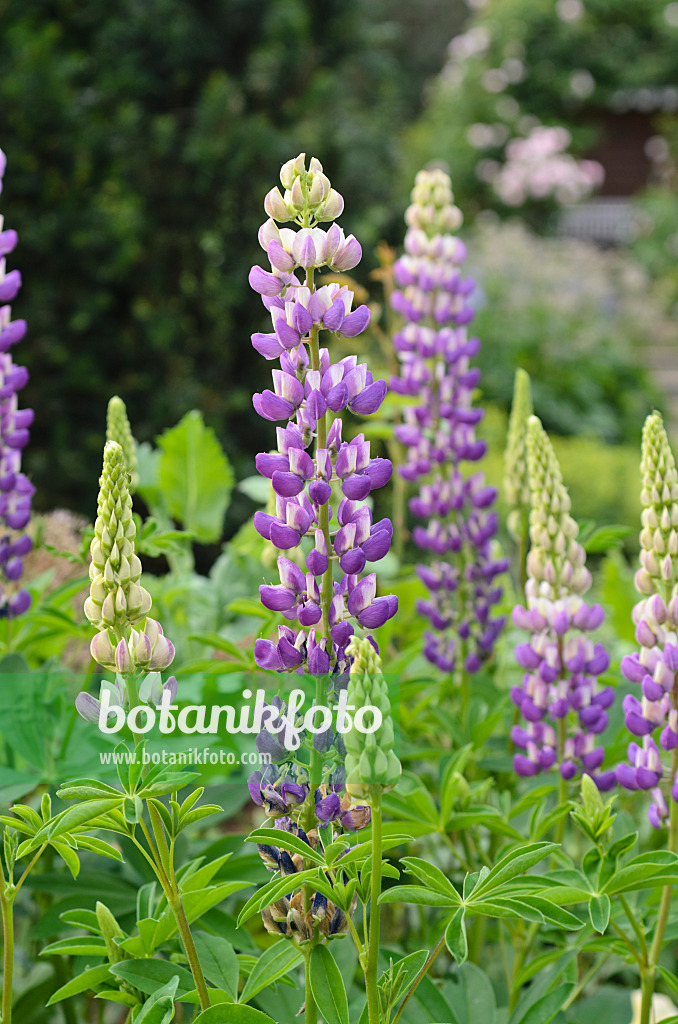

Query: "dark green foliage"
left=0, top=0, right=463, bottom=518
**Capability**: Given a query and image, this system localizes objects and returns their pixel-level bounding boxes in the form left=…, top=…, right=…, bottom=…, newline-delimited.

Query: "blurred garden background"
left=1, top=0, right=677, bottom=551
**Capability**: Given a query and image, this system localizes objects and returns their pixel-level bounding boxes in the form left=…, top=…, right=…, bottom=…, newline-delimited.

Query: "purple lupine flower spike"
left=391, top=169, right=505, bottom=673
left=250, top=155, right=397, bottom=676
left=616, top=412, right=678, bottom=826
left=511, top=416, right=614, bottom=790
left=0, top=149, right=33, bottom=618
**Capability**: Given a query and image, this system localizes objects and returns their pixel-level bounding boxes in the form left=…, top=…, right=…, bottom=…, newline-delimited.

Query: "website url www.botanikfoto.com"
left=99, top=748, right=272, bottom=767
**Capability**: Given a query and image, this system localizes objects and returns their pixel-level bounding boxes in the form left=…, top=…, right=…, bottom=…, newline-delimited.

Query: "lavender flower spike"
left=391, top=168, right=506, bottom=674
left=251, top=155, right=397, bottom=675
left=511, top=415, right=615, bottom=790
left=616, top=411, right=678, bottom=826
left=0, top=149, right=33, bottom=618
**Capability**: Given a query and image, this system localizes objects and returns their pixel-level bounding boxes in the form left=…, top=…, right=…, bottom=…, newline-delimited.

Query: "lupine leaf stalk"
left=615, top=411, right=678, bottom=1024
left=0, top=149, right=34, bottom=622
left=390, top=169, right=507, bottom=677
left=511, top=416, right=615, bottom=792
left=504, top=368, right=533, bottom=589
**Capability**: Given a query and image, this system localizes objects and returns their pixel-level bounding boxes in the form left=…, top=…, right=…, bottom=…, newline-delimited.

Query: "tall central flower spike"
left=0, top=150, right=34, bottom=618
left=511, top=416, right=615, bottom=789
left=390, top=168, right=507, bottom=674
left=249, top=154, right=397, bottom=674
left=81, top=441, right=174, bottom=679
left=617, top=412, right=678, bottom=828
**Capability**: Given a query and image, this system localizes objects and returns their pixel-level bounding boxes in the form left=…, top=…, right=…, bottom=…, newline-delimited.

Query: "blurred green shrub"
left=482, top=404, right=641, bottom=536
left=469, top=220, right=662, bottom=443
left=630, top=187, right=678, bottom=312
left=0, top=0, right=463, bottom=517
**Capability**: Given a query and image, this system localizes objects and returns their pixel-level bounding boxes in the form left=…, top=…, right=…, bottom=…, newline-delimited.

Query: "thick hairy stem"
left=169, top=894, right=211, bottom=1011
left=365, top=787, right=383, bottom=1024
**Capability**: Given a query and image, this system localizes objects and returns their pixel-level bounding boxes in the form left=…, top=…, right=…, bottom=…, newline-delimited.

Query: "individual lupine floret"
left=390, top=168, right=506, bottom=674
left=82, top=441, right=174, bottom=674
left=617, top=412, right=678, bottom=824
left=343, top=636, right=401, bottom=796
left=249, top=155, right=397, bottom=673
left=504, top=368, right=533, bottom=543
left=0, top=149, right=34, bottom=618
left=511, top=416, right=615, bottom=788
left=106, top=396, right=138, bottom=490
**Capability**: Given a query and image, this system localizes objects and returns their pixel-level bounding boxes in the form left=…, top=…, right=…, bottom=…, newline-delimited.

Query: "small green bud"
left=96, top=901, right=126, bottom=964
left=344, top=637, right=401, bottom=797
left=106, top=396, right=138, bottom=491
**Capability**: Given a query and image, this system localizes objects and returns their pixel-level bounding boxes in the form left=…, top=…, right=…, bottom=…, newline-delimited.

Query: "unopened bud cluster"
left=618, top=412, right=678, bottom=827
left=83, top=441, right=174, bottom=674
left=525, top=416, right=590, bottom=601
left=343, top=637, right=401, bottom=796
left=264, top=153, right=345, bottom=225
left=504, top=369, right=533, bottom=542
left=511, top=416, right=615, bottom=788
left=107, top=396, right=138, bottom=491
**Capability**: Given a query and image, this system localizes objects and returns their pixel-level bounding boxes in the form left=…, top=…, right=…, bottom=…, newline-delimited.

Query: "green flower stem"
left=168, top=892, right=211, bottom=1011
left=1, top=889, right=13, bottom=1024
left=305, top=268, right=334, bottom=654
left=136, top=819, right=211, bottom=1011
left=365, top=787, right=383, bottom=1024
left=304, top=948, right=318, bottom=1024
left=127, top=668, right=208, bottom=1005
left=0, top=843, right=47, bottom=1024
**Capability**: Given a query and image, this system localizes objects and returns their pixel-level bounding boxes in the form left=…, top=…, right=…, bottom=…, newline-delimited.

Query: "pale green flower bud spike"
left=404, top=167, right=463, bottom=237
left=344, top=637, right=401, bottom=798
left=637, top=410, right=678, bottom=599
left=504, top=368, right=533, bottom=542
left=106, top=395, right=138, bottom=492
left=84, top=441, right=151, bottom=654
left=526, top=416, right=590, bottom=602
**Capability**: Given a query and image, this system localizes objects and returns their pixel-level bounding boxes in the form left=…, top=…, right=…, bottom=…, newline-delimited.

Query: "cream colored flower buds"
left=637, top=411, right=678, bottom=598
left=504, top=369, right=533, bottom=542
left=85, top=440, right=174, bottom=672
left=268, top=153, right=344, bottom=225
left=526, top=416, right=591, bottom=601
left=344, top=637, right=401, bottom=797
left=404, top=167, right=463, bottom=235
